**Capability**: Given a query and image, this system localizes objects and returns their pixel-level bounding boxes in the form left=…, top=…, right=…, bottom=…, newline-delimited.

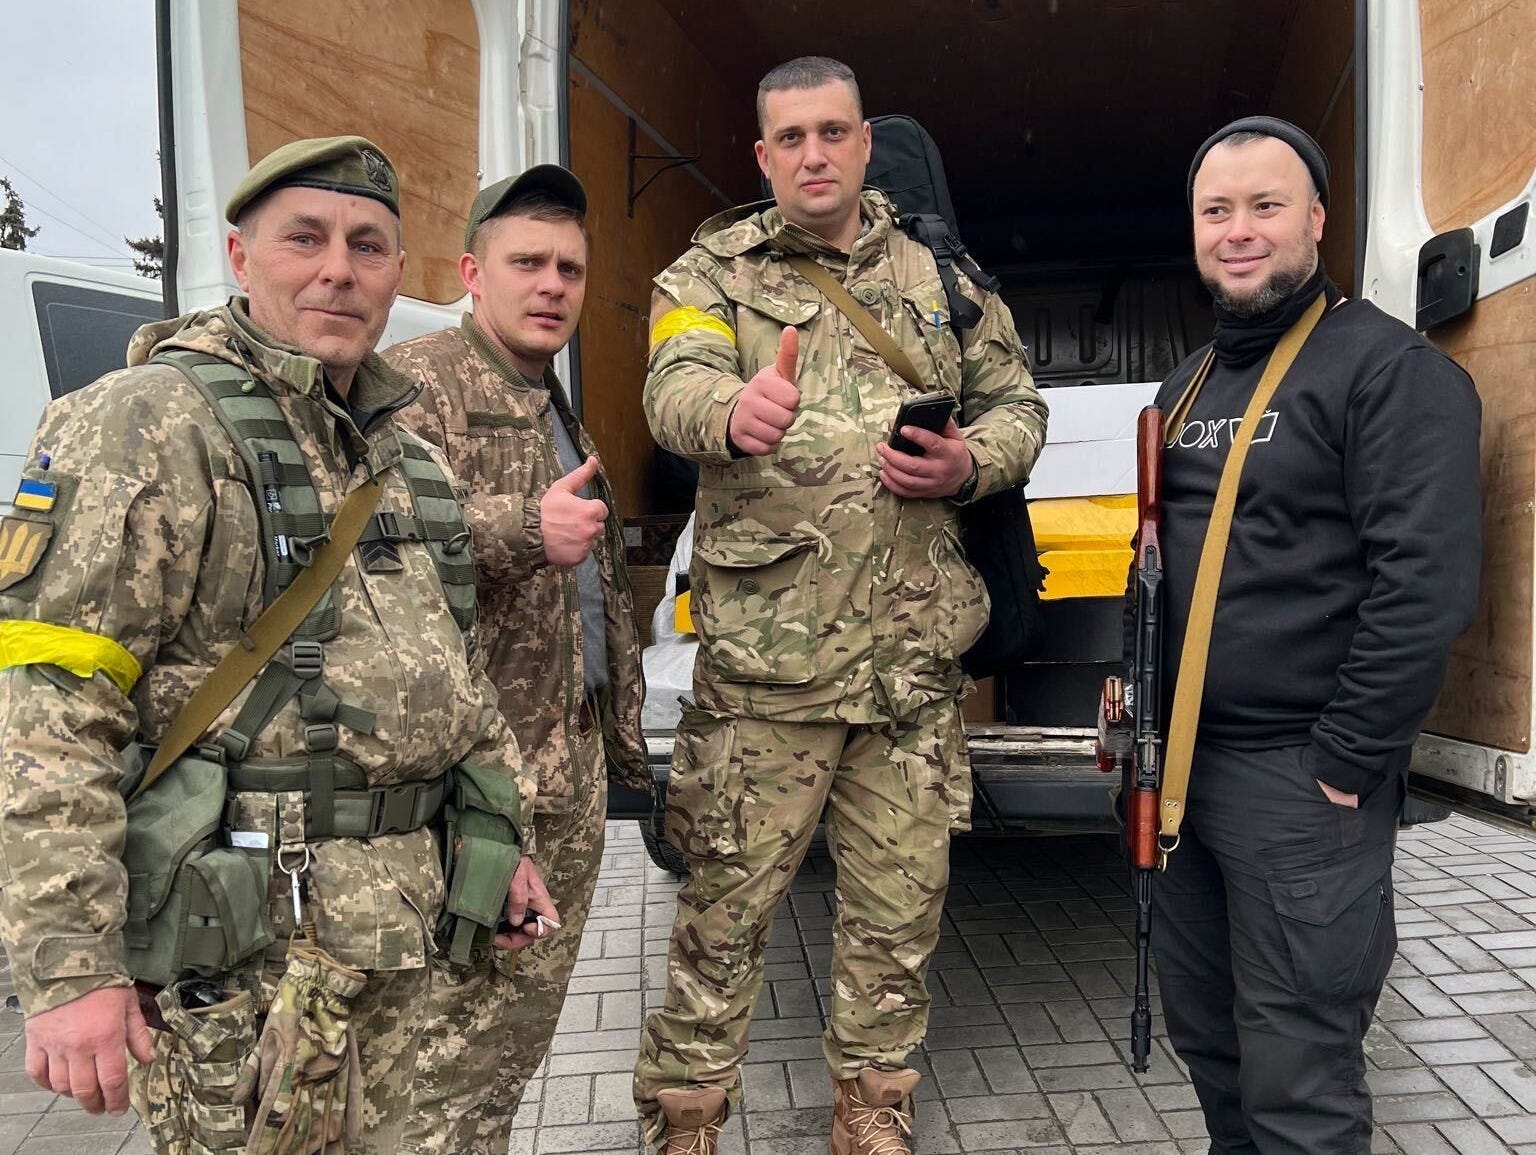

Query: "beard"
left=1203, top=243, right=1318, bottom=318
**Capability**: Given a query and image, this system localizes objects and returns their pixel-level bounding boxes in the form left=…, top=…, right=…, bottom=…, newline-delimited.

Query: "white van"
left=0, top=251, right=162, bottom=512
left=158, top=0, right=1534, bottom=847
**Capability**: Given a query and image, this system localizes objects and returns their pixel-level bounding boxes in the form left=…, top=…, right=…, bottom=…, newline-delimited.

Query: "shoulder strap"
left=1157, top=292, right=1328, bottom=855
left=785, top=255, right=926, bottom=390
left=131, top=478, right=385, bottom=801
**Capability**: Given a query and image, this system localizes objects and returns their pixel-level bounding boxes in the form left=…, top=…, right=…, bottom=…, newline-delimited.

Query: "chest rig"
left=152, top=349, right=477, bottom=836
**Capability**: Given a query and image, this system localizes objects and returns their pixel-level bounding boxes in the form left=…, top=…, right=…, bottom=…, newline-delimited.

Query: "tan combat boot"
left=657, top=1086, right=728, bottom=1155
left=830, top=1068, right=920, bottom=1155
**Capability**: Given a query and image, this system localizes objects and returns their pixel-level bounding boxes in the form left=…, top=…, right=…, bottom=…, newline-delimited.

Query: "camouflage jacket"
left=645, top=190, right=1049, bottom=721
left=0, top=303, right=533, bottom=1016
left=385, top=318, right=649, bottom=810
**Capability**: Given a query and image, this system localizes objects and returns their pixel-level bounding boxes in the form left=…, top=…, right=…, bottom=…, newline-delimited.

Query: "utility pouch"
left=131, top=981, right=258, bottom=1154
left=122, top=750, right=275, bottom=986
left=437, top=762, right=524, bottom=967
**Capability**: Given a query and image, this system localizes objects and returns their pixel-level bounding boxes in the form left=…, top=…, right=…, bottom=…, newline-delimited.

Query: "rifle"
left=1095, top=405, right=1164, bottom=1073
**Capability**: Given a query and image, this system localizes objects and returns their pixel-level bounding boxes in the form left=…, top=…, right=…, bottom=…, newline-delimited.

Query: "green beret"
left=226, top=136, right=400, bottom=223
left=465, top=165, right=587, bottom=250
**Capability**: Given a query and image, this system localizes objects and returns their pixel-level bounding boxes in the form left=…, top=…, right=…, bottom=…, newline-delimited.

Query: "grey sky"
left=0, top=0, right=160, bottom=270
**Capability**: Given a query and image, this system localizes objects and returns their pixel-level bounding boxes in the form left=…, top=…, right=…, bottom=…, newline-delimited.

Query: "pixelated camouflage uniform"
left=384, top=316, right=649, bottom=1154
left=0, top=302, right=535, bottom=1154
left=634, top=191, right=1047, bottom=1140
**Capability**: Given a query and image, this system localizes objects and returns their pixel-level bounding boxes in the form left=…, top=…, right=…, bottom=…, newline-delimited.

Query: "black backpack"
left=866, top=114, right=1047, bottom=678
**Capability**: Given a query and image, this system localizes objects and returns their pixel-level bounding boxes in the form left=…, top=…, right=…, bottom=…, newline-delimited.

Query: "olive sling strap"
left=129, top=478, right=386, bottom=801
left=786, top=256, right=927, bottom=388
left=1156, top=291, right=1327, bottom=861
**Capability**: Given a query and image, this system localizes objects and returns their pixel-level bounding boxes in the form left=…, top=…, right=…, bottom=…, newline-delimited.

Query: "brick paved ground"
left=1, top=812, right=1533, bottom=1154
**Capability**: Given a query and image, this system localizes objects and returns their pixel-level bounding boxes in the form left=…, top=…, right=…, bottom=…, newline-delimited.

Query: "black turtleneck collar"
left=1211, top=262, right=1342, bottom=369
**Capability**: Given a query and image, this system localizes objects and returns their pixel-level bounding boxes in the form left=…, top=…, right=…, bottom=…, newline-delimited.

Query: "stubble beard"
left=1204, top=242, right=1319, bottom=319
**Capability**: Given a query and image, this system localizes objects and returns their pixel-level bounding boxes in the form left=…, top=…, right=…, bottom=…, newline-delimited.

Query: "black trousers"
left=1151, top=742, right=1401, bottom=1154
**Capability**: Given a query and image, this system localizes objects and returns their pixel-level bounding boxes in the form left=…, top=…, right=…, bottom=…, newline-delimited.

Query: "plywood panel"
left=569, top=0, right=757, bottom=517
left=1420, top=0, right=1536, bottom=232
left=237, top=0, right=479, bottom=305
left=1424, top=280, right=1536, bottom=752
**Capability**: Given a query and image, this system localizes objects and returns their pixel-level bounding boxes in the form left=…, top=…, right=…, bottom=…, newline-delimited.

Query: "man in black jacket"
left=1148, top=117, right=1481, bottom=1152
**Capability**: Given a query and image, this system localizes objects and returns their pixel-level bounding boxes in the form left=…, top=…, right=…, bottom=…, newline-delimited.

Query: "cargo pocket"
left=903, top=525, right=988, bottom=662
left=664, top=705, right=744, bottom=862
left=692, top=532, right=819, bottom=685
left=1268, top=853, right=1394, bottom=1004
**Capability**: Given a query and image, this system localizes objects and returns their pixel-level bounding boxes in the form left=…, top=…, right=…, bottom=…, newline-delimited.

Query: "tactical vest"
left=120, top=349, right=484, bottom=985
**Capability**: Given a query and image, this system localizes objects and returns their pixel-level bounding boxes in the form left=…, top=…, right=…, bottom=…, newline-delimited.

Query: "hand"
left=1316, top=779, right=1359, bottom=809
left=541, top=455, right=608, bottom=567
left=727, top=327, right=801, bottom=456
left=494, top=856, right=560, bottom=952
left=24, top=986, right=155, bottom=1115
left=876, top=418, right=977, bottom=499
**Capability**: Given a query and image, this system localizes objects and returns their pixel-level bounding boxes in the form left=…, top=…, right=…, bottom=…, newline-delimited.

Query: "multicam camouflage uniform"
left=384, top=316, right=650, bottom=1154
left=634, top=190, right=1048, bottom=1140
left=0, top=302, right=535, bottom=1154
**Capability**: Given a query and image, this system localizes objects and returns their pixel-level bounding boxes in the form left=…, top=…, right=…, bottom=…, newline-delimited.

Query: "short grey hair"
left=756, top=56, right=862, bottom=133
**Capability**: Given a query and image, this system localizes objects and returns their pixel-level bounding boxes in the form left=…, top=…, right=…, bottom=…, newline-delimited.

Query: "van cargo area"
left=567, top=0, right=1358, bottom=792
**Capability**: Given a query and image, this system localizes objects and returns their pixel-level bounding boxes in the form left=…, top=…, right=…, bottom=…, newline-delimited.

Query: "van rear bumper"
left=606, top=725, right=1117, bottom=834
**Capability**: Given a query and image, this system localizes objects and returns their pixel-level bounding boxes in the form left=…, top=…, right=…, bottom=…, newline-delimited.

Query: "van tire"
left=640, top=822, right=690, bottom=875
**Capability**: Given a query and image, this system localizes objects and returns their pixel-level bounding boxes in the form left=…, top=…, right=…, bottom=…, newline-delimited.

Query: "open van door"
left=1361, top=2, right=1536, bottom=818
left=156, top=0, right=570, bottom=362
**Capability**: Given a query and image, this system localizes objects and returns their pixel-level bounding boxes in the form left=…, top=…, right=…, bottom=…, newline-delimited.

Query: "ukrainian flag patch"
left=14, top=480, right=56, bottom=513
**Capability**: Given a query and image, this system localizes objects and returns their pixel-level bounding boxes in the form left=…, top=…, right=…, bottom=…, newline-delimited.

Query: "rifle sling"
left=131, top=478, right=387, bottom=801
left=1158, top=292, right=1327, bottom=852
left=785, top=256, right=927, bottom=390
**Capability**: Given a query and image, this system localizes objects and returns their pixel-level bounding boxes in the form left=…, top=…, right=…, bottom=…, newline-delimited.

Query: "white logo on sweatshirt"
left=1173, top=410, right=1279, bottom=451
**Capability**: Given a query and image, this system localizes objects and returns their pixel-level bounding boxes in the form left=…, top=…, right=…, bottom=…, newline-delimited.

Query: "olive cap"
left=226, top=135, right=400, bottom=224
left=464, top=165, right=587, bottom=249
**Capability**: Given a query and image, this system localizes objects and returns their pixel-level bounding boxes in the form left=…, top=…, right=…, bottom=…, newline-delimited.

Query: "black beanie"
left=1187, top=115, right=1330, bottom=208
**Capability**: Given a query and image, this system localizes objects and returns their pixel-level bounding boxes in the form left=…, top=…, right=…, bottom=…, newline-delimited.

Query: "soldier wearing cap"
left=0, top=136, right=545, bottom=1153
left=384, top=165, right=650, bottom=1154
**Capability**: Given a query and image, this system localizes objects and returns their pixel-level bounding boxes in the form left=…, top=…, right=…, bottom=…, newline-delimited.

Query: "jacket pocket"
left=692, top=531, right=820, bottom=685
left=664, top=704, right=744, bottom=862
left=1267, top=852, right=1394, bottom=1004
left=900, top=278, right=964, bottom=396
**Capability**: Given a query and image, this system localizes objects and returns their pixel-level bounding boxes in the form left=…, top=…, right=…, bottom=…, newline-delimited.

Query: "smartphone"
left=888, top=391, right=958, bottom=456
left=497, top=911, right=563, bottom=936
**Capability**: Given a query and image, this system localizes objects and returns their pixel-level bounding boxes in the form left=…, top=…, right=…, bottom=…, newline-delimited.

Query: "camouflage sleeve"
left=387, top=345, right=546, bottom=587
left=643, top=251, right=747, bottom=465
left=0, top=370, right=225, bottom=1015
left=409, top=438, right=540, bottom=856
left=956, top=291, right=1050, bottom=501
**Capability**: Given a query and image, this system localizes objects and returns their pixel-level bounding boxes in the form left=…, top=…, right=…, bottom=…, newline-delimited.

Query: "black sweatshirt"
left=1152, top=279, right=1482, bottom=798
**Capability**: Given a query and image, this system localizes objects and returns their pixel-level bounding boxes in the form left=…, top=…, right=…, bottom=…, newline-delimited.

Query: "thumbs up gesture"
left=541, top=455, right=608, bottom=567
left=728, top=326, right=801, bottom=456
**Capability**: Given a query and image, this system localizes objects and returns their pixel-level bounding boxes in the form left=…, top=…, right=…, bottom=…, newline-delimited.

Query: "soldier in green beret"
left=0, top=135, right=547, bottom=1153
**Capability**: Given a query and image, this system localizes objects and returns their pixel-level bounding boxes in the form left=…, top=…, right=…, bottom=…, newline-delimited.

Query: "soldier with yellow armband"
left=0, top=136, right=544, bottom=1155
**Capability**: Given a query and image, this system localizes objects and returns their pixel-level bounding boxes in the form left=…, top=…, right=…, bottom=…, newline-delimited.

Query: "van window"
left=32, top=282, right=163, bottom=399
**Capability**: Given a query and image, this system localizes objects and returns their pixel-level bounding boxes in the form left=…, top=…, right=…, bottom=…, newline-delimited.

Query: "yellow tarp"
left=1029, top=495, right=1136, bottom=601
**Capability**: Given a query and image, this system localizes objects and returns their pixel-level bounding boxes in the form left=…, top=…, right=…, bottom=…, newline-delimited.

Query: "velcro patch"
left=0, top=517, right=54, bottom=592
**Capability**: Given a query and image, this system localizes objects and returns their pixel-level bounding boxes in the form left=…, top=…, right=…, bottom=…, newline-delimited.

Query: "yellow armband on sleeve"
left=0, top=621, right=142, bottom=695
left=650, top=307, right=736, bottom=350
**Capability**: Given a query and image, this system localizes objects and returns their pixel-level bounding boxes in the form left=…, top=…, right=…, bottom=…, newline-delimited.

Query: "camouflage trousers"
left=399, top=715, right=607, bottom=1154
left=633, top=698, right=961, bottom=1142
left=130, top=950, right=429, bottom=1154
